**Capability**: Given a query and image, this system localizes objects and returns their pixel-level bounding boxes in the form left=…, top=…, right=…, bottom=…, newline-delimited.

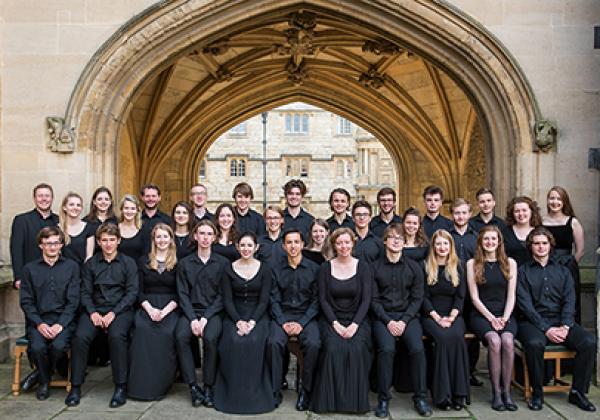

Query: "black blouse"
left=221, top=262, right=271, bottom=322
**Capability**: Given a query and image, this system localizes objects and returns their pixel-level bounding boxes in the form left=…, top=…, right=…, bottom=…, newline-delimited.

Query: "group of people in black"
left=11, top=179, right=596, bottom=416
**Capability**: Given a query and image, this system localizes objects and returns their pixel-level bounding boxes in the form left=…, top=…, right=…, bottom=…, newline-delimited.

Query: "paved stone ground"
left=1, top=361, right=598, bottom=420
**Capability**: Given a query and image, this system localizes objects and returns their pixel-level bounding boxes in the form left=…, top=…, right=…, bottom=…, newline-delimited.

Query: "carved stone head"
left=534, top=119, right=557, bottom=152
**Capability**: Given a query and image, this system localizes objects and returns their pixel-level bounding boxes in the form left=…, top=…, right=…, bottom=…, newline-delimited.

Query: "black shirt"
left=370, top=214, right=402, bottom=238
left=353, top=230, right=384, bottom=264
left=236, top=208, right=266, bottom=237
left=81, top=252, right=139, bottom=315
left=326, top=214, right=355, bottom=232
left=271, top=257, right=320, bottom=326
left=177, top=252, right=228, bottom=322
left=284, top=208, right=314, bottom=238
left=257, top=233, right=287, bottom=268
left=423, top=214, right=453, bottom=239
left=10, top=209, right=59, bottom=282
left=118, top=229, right=146, bottom=263
left=517, top=258, right=575, bottom=332
left=20, top=256, right=80, bottom=327
left=371, top=254, right=424, bottom=323
left=469, top=213, right=507, bottom=233
left=141, top=209, right=173, bottom=253
left=449, top=226, right=478, bottom=263
left=193, top=209, right=214, bottom=225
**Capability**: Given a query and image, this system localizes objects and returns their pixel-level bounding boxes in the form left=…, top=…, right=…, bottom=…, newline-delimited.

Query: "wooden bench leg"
left=522, top=354, right=531, bottom=401
left=12, top=347, right=24, bottom=396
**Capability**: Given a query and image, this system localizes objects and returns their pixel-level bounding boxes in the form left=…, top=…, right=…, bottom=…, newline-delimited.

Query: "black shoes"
left=527, top=395, right=543, bottom=411
left=469, top=373, right=483, bottom=387
left=436, top=399, right=451, bottom=411
left=296, top=388, right=310, bottom=411
left=502, top=392, right=518, bottom=411
left=568, top=389, right=596, bottom=412
left=491, top=394, right=506, bottom=411
left=375, top=398, right=389, bottom=418
left=451, top=396, right=466, bottom=411
left=203, top=385, right=215, bottom=408
left=65, top=386, right=81, bottom=407
left=109, top=386, right=127, bottom=408
left=21, top=369, right=40, bottom=392
left=190, top=384, right=204, bottom=407
left=36, top=383, right=49, bottom=400
left=414, top=398, right=432, bottom=417
left=274, top=391, right=283, bottom=408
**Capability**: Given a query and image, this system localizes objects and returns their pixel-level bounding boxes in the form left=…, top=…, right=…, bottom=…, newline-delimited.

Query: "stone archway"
left=63, top=0, right=541, bottom=209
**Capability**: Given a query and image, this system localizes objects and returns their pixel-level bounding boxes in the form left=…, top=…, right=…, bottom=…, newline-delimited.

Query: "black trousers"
left=71, top=310, right=133, bottom=386
left=373, top=317, right=427, bottom=400
left=175, top=315, right=222, bottom=386
left=267, top=319, right=321, bottom=393
left=517, top=321, right=596, bottom=397
left=27, top=325, right=71, bottom=384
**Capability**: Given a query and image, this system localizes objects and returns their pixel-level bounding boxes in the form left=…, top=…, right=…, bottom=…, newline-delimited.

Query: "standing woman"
left=422, top=230, right=469, bottom=410
left=401, top=207, right=429, bottom=265
left=60, top=192, right=95, bottom=266
left=310, top=227, right=373, bottom=414
left=502, top=196, right=541, bottom=266
left=302, top=218, right=333, bottom=265
left=467, top=226, right=518, bottom=411
left=214, top=232, right=275, bottom=414
left=212, top=203, right=240, bottom=262
left=171, top=201, right=195, bottom=260
left=84, top=186, right=117, bottom=231
left=128, top=224, right=180, bottom=400
left=117, top=195, right=145, bottom=262
left=257, top=205, right=286, bottom=267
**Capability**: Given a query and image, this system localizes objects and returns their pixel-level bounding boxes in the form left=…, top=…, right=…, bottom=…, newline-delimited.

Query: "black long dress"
left=310, top=260, right=373, bottom=413
left=421, top=266, right=470, bottom=405
left=214, top=262, right=275, bottom=414
left=127, top=259, right=179, bottom=400
left=62, top=223, right=94, bottom=266
left=470, top=262, right=517, bottom=341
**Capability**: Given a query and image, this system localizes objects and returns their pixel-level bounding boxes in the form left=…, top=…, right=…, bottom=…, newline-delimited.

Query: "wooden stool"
left=12, top=337, right=72, bottom=396
left=287, top=336, right=304, bottom=392
left=512, top=340, right=576, bottom=401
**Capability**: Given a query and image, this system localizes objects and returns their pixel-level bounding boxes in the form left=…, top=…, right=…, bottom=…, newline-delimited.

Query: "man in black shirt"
left=352, top=200, right=384, bottom=264
left=20, top=227, right=80, bottom=400
left=326, top=188, right=354, bottom=232
left=65, top=223, right=139, bottom=408
left=232, top=182, right=265, bottom=236
left=469, top=187, right=507, bottom=233
left=422, top=185, right=453, bottom=239
left=10, top=183, right=59, bottom=289
left=282, top=179, right=314, bottom=238
left=175, top=219, right=228, bottom=408
left=190, top=183, right=214, bottom=223
left=257, top=205, right=286, bottom=268
left=370, top=187, right=402, bottom=238
left=268, top=228, right=320, bottom=411
left=516, top=227, right=596, bottom=412
left=371, top=224, right=431, bottom=417
left=140, top=184, right=172, bottom=252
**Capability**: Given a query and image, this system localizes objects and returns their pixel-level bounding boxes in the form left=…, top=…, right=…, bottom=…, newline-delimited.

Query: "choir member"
left=370, top=187, right=402, bottom=238
left=257, top=205, right=286, bottom=267
left=171, top=201, right=195, bottom=260
left=422, top=185, right=453, bottom=239
left=352, top=200, right=384, bottom=264
left=59, top=192, right=94, bottom=266
left=401, top=206, right=429, bottom=265
left=470, top=188, right=507, bottom=232
left=502, top=196, right=541, bottom=266
left=302, top=219, right=333, bottom=265
left=83, top=186, right=117, bottom=232
left=232, top=182, right=265, bottom=236
left=212, top=203, right=240, bottom=262
left=117, top=194, right=145, bottom=262
left=190, top=183, right=213, bottom=223
left=326, top=188, right=354, bottom=232
left=139, top=184, right=172, bottom=253
left=282, top=179, right=314, bottom=238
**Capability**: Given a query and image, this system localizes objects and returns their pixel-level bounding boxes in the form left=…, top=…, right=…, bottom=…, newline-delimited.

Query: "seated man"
left=20, top=226, right=80, bottom=400
left=371, top=224, right=431, bottom=417
left=268, top=228, right=321, bottom=410
left=65, top=223, right=139, bottom=408
left=517, top=227, right=596, bottom=412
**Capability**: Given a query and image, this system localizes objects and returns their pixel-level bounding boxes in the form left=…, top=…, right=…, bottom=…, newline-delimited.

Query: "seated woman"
left=467, top=225, right=518, bottom=411
left=310, top=227, right=372, bottom=414
left=422, top=229, right=469, bottom=410
left=214, top=232, right=275, bottom=414
left=127, top=223, right=179, bottom=400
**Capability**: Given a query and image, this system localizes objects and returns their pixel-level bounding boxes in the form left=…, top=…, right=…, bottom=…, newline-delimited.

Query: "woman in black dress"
left=467, top=226, right=518, bottom=411
left=257, top=204, right=286, bottom=268
left=59, top=192, right=94, bottom=266
left=401, top=207, right=429, bottom=266
left=83, top=186, right=117, bottom=230
left=212, top=203, right=240, bottom=262
left=171, top=201, right=195, bottom=260
left=117, top=194, right=145, bottom=262
left=310, top=227, right=373, bottom=414
left=214, top=232, right=275, bottom=414
left=128, top=223, right=180, bottom=400
left=302, top=218, right=333, bottom=265
left=422, top=229, right=469, bottom=410
left=502, top=196, right=541, bottom=266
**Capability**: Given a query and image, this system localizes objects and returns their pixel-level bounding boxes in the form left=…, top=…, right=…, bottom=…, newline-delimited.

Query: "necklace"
left=175, top=234, right=188, bottom=246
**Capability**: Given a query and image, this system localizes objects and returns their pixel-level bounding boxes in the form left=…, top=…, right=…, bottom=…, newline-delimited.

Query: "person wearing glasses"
left=352, top=200, right=384, bottom=265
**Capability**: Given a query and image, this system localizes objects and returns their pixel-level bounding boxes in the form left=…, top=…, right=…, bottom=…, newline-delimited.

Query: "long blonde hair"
left=148, top=223, right=177, bottom=271
left=118, top=194, right=142, bottom=229
left=425, top=229, right=460, bottom=287
left=473, top=225, right=510, bottom=284
left=59, top=192, right=84, bottom=246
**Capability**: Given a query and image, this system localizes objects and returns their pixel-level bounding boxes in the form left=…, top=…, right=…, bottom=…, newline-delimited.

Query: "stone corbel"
left=359, top=67, right=385, bottom=89
left=533, top=119, right=557, bottom=152
left=46, top=116, right=75, bottom=153
left=286, top=58, right=308, bottom=86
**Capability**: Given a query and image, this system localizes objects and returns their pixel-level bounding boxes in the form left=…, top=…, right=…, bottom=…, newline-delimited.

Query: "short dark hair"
left=328, top=188, right=351, bottom=211
left=382, top=223, right=403, bottom=242
left=422, top=185, right=444, bottom=199
left=377, top=187, right=396, bottom=202
left=33, top=183, right=54, bottom=197
left=282, top=227, right=305, bottom=243
left=526, top=226, right=556, bottom=252
left=236, top=231, right=258, bottom=246
left=283, top=179, right=307, bottom=196
left=140, top=183, right=161, bottom=196
left=232, top=182, right=254, bottom=199
left=351, top=200, right=372, bottom=215
left=37, top=226, right=64, bottom=244
left=96, top=222, right=121, bottom=240
left=475, top=187, right=495, bottom=199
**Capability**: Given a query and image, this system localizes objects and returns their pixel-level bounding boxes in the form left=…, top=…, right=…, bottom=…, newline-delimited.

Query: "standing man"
left=268, top=228, right=321, bottom=411
left=65, top=223, right=139, bottom=408
left=190, top=183, right=214, bottom=223
left=517, top=227, right=596, bottom=412
left=232, top=182, right=265, bottom=236
left=175, top=220, right=228, bottom=408
left=422, top=185, right=453, bottom=239
left=140, top=184, right=172, bottom=252
left=371, top=224, right=431, bottom=417
left=470, top=188, right=507, bottom=232
left=20, top=227, right=80, bottom=400
left=326, top=188, right=354, bottom=232
left=352, top=200, right=384, bottom=264
left=282, top=179, right=314, bottom=238
left=258, top=205, right=286, bottom=267
left=370, top=187, right=402, bottom=238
